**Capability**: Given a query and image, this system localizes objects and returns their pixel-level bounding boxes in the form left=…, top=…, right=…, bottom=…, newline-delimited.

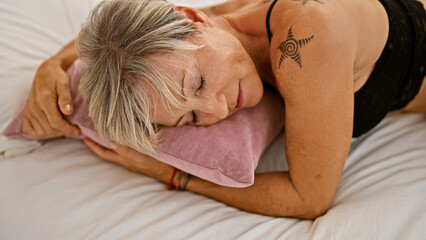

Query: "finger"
left=22, top=116, right=37, bottom=138
left=84, top=138, right=136, bottom=171
left=114, top=144, right=151, bottom=162
left=27, top=113, right=63, bottom=139
left=27, top=112, right=46, bottom=138
left=24, top=100, right=45, bottom=137
left=111, top=145, right=153, bottom=172
left=42, top=97, right=80, bottom=136
left=84, top=138, right=120, bottom=162
left=56, top=73, right=74, bottom=116
left=113, top=144, right=133, bottom=156
left=46, top=131, right=67, bottom=139
left=28, top=104, right=75, bottom=138
left=112, top=145, right=141, bottom=162
left=31, top=108, right=57, bottom=136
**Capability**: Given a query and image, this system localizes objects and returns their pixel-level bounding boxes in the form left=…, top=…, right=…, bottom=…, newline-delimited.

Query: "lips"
left=235, top=84, right=244, bottom=109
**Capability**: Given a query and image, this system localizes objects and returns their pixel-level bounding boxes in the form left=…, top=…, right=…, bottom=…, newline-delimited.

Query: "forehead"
left=153, top=50, right=198, bottom=79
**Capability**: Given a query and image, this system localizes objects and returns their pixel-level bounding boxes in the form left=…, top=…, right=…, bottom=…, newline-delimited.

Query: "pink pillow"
left=3, top=59, right=284, bottom=187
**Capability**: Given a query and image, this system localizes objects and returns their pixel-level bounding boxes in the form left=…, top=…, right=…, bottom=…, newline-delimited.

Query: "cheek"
left=241, top=59, right=264, bottom=106
left=153, top=103, right=183, bottom=127
left=153, top=109, right=171, bottom=126
left=245, top=76, right=263, bottom=107
left=213, top=60, right=234, bottom=86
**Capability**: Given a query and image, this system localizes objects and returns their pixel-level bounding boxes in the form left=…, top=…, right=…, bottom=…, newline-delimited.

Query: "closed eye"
left=197, top=75, right=206, bottom=93
left=192, top=75, right=206, bottom=125
left=192, top=110, right=197, bottom=124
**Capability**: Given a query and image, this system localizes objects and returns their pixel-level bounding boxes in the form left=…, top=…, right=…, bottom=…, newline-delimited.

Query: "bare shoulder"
left=269, top=0, right=391, bottom=98
left=269, top=1, right=357, bottom=98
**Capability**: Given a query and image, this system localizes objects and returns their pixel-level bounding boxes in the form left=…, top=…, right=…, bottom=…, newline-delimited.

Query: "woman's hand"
left=84, top=138, right=174, bottom=184
left=22, top=58, right=80, bottom=138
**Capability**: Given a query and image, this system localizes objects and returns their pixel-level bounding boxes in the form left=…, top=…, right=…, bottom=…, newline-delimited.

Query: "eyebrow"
left=174, top=72, right=187, bottom=127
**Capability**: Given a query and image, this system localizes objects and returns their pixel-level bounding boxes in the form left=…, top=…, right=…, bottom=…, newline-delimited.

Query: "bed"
left=1, top=0, right=425, bottom=239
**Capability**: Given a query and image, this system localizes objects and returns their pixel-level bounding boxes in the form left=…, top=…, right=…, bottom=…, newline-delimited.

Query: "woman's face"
left=153, top=8, right=264, bottom=127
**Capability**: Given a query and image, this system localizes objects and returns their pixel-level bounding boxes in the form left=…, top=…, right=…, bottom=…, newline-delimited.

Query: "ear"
left=173, top=6, right=213, bottom=26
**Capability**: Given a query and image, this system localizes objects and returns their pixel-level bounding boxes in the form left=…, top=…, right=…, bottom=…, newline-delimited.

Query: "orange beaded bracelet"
left=167, top=168, right=178, bottom=190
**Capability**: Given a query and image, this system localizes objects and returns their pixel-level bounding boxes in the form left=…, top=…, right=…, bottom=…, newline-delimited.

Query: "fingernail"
left=65, top=104, right=71, bottom=112
left=110, top=143, right=118, bottom=150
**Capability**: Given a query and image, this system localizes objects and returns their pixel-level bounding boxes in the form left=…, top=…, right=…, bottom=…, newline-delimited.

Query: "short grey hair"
left=76, top=0, right=201, bottom=152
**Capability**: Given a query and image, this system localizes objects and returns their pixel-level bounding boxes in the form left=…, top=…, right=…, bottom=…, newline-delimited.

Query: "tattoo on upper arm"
left=277, top=26, right=314, bottom=69
left=293, top=0, right=324, bottom=6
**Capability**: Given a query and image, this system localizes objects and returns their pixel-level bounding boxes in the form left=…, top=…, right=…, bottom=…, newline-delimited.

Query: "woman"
left=22, top=0, right=425, bottom=219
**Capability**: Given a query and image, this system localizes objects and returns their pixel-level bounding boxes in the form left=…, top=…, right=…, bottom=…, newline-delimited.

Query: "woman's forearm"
left=123, top=151, right=320, bottom=219
left=185, top=172, right=320, bottom=219
left=50, top=39, right=79, bottom=70
left=84, top=138, right=326, bottom=219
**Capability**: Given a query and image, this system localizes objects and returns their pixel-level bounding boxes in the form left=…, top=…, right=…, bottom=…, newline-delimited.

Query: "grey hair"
left=76, top=0, right=201, bottom=153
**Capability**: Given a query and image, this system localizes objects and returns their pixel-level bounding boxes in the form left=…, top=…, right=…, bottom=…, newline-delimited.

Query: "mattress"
left=1, top=0, right=425, bottom=239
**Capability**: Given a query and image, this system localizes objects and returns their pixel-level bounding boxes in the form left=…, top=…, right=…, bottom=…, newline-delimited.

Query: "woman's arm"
left=53, top=40, right=79, bottom=70
left=269, top=7, right=356, bottom=215
left=185, top=171, right=311, bottom=218
left=22, top=39, right=80, bottom=138
left=84, top=139, right=316, bottom=219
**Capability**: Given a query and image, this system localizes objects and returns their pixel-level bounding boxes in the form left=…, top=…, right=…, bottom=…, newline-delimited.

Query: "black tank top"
left=266, top=0, right=426, bottom=137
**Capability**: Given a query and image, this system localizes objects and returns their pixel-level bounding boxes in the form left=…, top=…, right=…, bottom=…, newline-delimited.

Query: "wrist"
left=37, top=57, right=63, bottom=74
left=147, top=162, right=175, bottom=184
left=50, top=54, right=73, bottom=71
left=160, top=166, right=175, bottom=184
left=47, top=56, right=62, bottom=67
left=168, top=169, right=194, bottom=191
left=51, top=40, right=79, bottom=70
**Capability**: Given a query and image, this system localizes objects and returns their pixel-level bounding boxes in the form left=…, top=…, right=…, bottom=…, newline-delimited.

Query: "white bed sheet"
left=1, top=0, right=425, bottom=239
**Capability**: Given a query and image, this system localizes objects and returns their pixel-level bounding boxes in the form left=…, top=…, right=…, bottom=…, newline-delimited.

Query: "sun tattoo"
left=293, top=0, right=323, bottom=6
left=277, top=26, right=314, bottom=69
